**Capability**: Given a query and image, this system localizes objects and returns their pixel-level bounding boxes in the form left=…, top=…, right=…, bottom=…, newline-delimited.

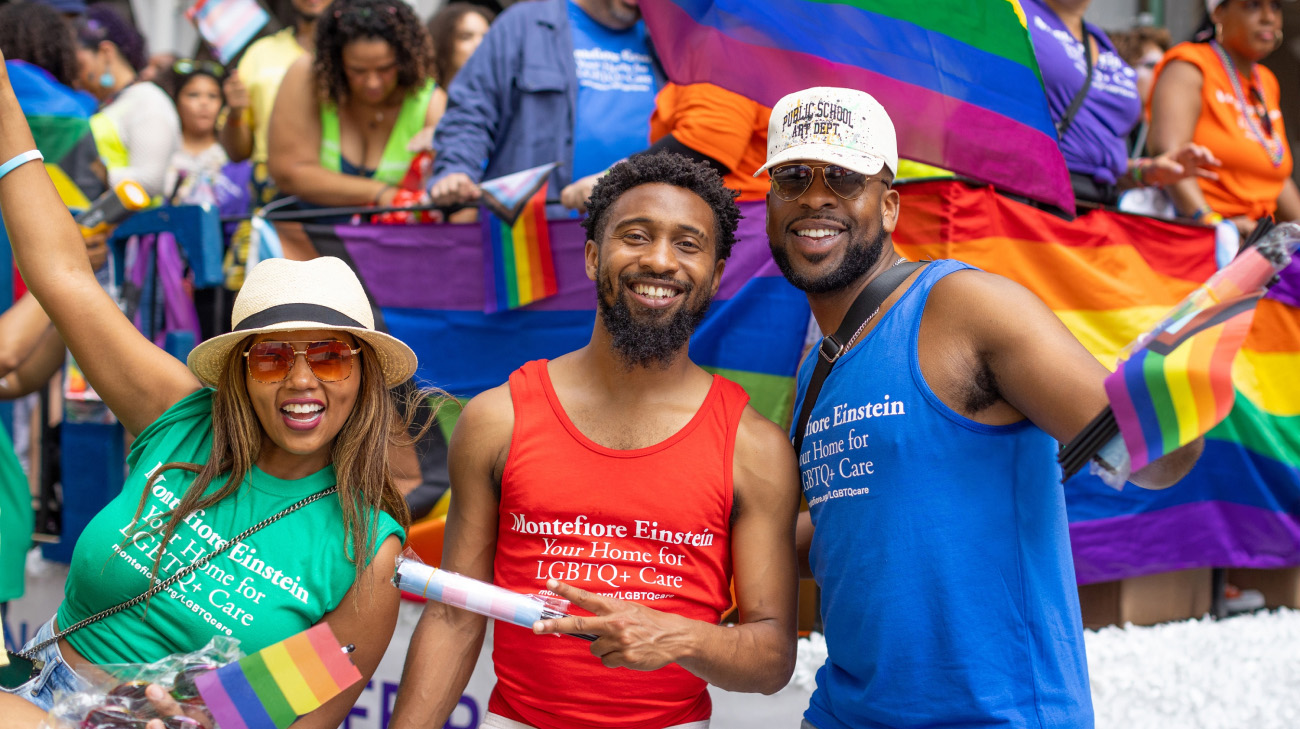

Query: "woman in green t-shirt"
left=0, top=50, right=439, bottom=724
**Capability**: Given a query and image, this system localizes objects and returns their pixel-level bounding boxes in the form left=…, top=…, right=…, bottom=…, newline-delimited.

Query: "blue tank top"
left=793, top=260, right=1093, bottom=729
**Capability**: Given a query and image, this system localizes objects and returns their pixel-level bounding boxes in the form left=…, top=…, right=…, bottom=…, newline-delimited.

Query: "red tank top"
left=488, top=359, right=748, bottom=729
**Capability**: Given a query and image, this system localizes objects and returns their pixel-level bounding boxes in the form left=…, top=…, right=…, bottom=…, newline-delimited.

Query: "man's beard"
left=597, top=270, right=712, bottom=370
left=771, top=217, right=889, bottom=294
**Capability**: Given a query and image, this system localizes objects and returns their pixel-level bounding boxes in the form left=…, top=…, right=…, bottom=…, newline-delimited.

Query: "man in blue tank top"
left=757, top=87, right=1204, bottom=729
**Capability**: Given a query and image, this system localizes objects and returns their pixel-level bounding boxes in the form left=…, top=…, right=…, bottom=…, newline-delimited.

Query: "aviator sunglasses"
left=769, top=163, right=879, bottom=202
left=244, top=340, right=361, bottom=384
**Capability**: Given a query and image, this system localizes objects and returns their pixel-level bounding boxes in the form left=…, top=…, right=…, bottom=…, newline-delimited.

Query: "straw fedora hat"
left=187, top=257, right=417, bottom=387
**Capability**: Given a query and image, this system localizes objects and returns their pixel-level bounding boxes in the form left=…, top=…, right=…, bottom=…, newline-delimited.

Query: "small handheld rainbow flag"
left=185, top=0, right=269, bottom=64
left=1058, top=221, right=1298, bottom=482
left=479, top=162, right=558, bottom=223
left=1099, top=235, right=1296, bottom=473
left=1104, top=294, right=1259, bottom=473
left=194, top=623, right=361, bottom=729
left=481, top=179, right=557, bottom=313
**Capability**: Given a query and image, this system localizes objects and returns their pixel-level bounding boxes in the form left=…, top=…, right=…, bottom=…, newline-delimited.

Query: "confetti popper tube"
left=393, top=552, right=595, bottom=639
left=396, top=559, right=553, bottom=625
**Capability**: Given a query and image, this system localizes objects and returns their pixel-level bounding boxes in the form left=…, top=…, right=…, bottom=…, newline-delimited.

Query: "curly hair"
left=0, top=3, right=80, bottom=87
left=582, top=151, right=742, bottom=261
left=77, top=5, right=148, bottom=72
left=313, top=0, right=433, bottom=104
left=427, top=2, right=495, bottom=88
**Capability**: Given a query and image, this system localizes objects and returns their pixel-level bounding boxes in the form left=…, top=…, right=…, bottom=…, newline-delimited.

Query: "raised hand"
left=223, top=70, right=250, bottom=113
left=532, top=578, right=695, bottom=671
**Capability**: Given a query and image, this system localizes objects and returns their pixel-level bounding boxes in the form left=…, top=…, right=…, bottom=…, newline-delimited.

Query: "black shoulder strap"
left=1056, top=34, right=1095, bottom=137
left=792, top=261, right=924, bottom=455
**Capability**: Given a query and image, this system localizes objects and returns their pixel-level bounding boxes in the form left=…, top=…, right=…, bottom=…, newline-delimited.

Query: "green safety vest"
left=319, top=79, right=434, bottom=185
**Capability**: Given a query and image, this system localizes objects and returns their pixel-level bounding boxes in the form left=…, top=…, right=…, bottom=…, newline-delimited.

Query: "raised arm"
left=1149, top=60, right=1213, bottom=219
left=388, top=386, right=511, bottom=729
left=940, top=270, right=1202, bottom=489
left=266, top=57, right=397, bottom=208
left=0, top=54, right=201, bottom=435
left=536, top=406, right=800, bottom=695
left=219, top=69, right=254, bottom=163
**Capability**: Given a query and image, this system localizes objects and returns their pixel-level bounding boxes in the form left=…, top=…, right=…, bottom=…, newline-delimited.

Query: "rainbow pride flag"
left=893, top=179, right=1300, bottom=583
left=1100, top=242, right=1283, bottom=472
left=1105, top=295, right=1258, bottom=472
left=194, top=623, right=361, bottom=729
left=6, top=60, right=93, bottom=209
left=7, top=61, right=91, bottom=164
left=640, top=0, right=1075, bottom=212
left=481, top=184, right=557, bottom=313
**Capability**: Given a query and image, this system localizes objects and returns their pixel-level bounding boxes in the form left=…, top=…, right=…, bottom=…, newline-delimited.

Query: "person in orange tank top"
left=389, top=152, right=800, bottom=729
left=1148, top=0, right=1299, bottom=238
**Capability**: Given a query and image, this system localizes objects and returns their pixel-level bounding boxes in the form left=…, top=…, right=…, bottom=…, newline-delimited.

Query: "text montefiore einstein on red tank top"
left=509, top=512, right=717, bottom=547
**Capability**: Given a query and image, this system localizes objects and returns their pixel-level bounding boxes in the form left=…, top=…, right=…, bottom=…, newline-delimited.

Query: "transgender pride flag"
left=186, top=0, right=269, bottom=64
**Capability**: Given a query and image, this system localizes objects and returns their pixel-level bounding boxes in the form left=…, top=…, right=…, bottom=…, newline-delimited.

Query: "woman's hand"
left=223, top=70, right=250, bottom=114
left=143, top=684, right=215, bottom=729
left=1142, top=143, right=1221, bottom=187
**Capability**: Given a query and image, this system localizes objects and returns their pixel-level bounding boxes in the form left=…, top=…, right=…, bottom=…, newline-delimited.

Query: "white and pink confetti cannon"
left=393, top=549, right=596, bottom=640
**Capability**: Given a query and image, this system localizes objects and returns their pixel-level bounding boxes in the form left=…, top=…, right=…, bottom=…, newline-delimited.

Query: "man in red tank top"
left=390, top=152, right=801, bottom=729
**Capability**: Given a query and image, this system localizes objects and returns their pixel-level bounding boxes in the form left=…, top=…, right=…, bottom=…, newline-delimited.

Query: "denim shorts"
left=0, top=617, right=93, bottom=711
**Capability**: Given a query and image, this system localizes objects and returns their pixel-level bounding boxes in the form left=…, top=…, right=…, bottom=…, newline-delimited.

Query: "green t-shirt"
left=0, top=421, right=33, bottom=603
left=58, top=389, right=405, bottom=664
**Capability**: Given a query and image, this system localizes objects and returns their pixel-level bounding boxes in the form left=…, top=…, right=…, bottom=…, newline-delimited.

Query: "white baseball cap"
left=754, top=87, right=898, bottom=179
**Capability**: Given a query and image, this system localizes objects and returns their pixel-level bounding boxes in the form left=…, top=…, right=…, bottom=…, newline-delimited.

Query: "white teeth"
left=632, top=283, right=679, bottom=300
left=799, top=228, right=839, bottom=239
left=282, top=403, right=323, bottom=414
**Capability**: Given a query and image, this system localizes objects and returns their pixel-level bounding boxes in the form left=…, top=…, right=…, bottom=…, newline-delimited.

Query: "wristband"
left=372, top=184, right=393, bottom=206
left=0, top=150, right=44, bottom=181
left=1191, top=207, right=1223, bottom=225
left=1132, top=158, right=1146, bottom=186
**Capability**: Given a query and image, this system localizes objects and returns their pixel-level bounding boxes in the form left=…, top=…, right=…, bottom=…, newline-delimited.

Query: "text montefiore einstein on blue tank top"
left=803, top=395, right=906, bottom=438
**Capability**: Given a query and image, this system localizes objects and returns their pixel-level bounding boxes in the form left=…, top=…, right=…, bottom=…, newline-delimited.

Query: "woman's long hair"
left=126, top=337, right=442, bottom=601
left=427, top=3, right=495, bottom=89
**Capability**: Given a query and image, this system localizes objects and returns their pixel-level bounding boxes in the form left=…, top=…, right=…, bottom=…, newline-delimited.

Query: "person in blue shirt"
left=760, top=86, right=1204, bottom=729
left=427, top=0, right=661, bottom=216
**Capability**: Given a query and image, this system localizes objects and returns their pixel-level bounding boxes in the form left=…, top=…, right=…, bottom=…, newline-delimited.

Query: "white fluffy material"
left=790, top=609, right=1300, bottom=727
